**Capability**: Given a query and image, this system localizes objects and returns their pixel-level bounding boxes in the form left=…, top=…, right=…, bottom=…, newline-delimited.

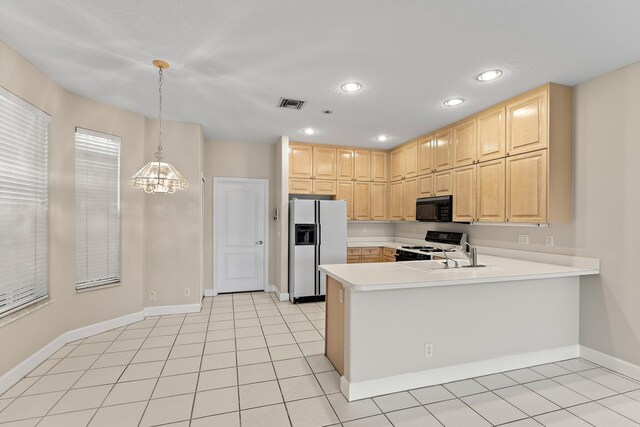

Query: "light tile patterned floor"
left=1, top=292, right=640, bottom=426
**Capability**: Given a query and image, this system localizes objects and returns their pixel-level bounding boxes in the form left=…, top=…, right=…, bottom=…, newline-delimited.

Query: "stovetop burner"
left=401, top=245, right=455, bottom=253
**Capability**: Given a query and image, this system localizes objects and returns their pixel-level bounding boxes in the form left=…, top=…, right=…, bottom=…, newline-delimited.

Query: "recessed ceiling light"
left=443, top=98, right=464, bottom=107
left=477, top=69, right=503, bottom=82
left=376, top=135, right=390, bottom=143
left=302, top=128, right=317, bottom=135
left=341, top=82, right=362, bottom=92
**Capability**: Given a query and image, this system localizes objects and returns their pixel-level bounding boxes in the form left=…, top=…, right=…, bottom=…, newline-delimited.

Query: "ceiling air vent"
left=278, top=98, right=306, bottom=110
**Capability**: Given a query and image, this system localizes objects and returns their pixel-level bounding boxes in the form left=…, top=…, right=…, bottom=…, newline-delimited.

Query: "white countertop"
left=319, top=254, right=600, bottom=292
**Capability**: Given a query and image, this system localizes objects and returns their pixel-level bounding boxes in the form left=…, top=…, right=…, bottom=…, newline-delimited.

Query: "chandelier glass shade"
left=130, top=60, right=189, bottom=194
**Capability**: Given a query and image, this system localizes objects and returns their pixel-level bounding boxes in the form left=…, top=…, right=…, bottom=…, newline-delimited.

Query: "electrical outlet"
left=184, top=288, right=191, bottom=297
left=546, top=235, right=554, bottom=246
left=518, top=234, right=530, bottom=244
left=148, top=291, right=157, bottom=301
left=425, top=343, right=433, bottom=358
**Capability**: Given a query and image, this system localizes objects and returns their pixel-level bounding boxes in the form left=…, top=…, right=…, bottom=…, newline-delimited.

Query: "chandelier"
left=130, top=60, right=189, bottom=194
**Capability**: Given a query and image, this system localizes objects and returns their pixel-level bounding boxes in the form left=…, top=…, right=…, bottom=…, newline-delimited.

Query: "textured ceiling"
left=1, top=0, right=640, bottom=148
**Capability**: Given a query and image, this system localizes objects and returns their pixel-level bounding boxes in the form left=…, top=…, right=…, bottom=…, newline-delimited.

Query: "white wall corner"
left=204, top=289, right=217, bottom=297
left=580, top=345, right=640, bottom=382
left=268, top=285, right=290, bottom=301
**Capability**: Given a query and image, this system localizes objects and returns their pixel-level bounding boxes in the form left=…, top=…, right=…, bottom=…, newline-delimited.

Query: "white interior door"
left=214, top=178, right=268, bottom=294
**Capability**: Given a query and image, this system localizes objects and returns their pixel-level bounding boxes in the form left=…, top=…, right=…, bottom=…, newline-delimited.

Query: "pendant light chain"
left=157, top=67, right=163, bottom=153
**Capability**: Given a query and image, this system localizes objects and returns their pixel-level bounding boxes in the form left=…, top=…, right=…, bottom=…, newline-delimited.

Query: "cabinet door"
left=313, top=146, right=337, bottom=179
left=289, top=179, right=312, bottom=194
left=389, top=180, right=404, bottom=220
left=347, top=255, right=362, bottom=264
left=371, top=182, right=388, bottom=221
left=477, top=159, right=505, bottom=222
left=313, top=180, right=337, bottom=195
left=354, top=149, right=371, bottom=181
left=390, top=147, right=405, bottom=181
left=506, top=89, right=548, bottom=156
left=353, top=182, right=371, bottom=220
left=418, top=174, right=434, bottom=197
left=371, top=151, right=389, bottom=182
left=403, top=178, right=417, bottom=221
left=506, top=150, right=547, bottom=223
left=289, top=144, right=313, bottom=178
left=477, top=106, right=506, bottom=162
left=404, top=140, right=419, bottom=178
left=434, top=171, right=452, bottom=196
left=434, top=128, right=453, bottom=171
left=418, top=135, right=434, bottom=175
left=452, top=165, right=476, bottom=222
left=453, top=118, right=477, bottom=167
left=336, top=181, right=354, bottom=220
left=336, top=148, right=354, bottom=181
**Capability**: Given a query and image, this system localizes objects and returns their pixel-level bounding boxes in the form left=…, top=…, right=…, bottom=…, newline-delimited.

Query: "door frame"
left=212, top=177, right=269, bottom=296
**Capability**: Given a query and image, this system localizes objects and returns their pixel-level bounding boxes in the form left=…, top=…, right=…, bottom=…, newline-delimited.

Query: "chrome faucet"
left=439, top=247, right=458, bottom=268
left=461, top=242, right=478, bottom=267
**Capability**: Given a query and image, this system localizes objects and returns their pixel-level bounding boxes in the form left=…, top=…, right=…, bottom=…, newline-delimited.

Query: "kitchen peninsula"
left=319, top=252, right=599, bottom=401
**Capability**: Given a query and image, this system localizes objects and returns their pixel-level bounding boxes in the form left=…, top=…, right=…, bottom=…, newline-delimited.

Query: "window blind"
left=75, top=128, right=121, bottom=290
left=0, top=87, right=50, bottom=316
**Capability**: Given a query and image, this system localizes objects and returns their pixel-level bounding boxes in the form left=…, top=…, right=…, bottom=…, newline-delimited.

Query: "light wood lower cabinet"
left=336, top=181, right=354, bottom=220
left=353, top=182, right=371, bottom=220
left=434, top=171, right=452, bottom=196
left=289, top=178, right=312, bottom=194
left=477, top=159, right=505, bottom=222
left=370, top=182, right=388, bottom=220
left=313, top=179, right=337, bottom=195
left=452, top=166, right=476, bottom=222
left=347, top=247, right=394, bottom=263
left=506, top=149, right=547, bottom=223
left=326, top=277, right=344, bottom=375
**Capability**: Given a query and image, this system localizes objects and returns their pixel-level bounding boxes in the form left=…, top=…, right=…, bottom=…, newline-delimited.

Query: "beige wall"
left=0, top=41, right=146, bottom=375
left=144, top=120, right=203, bottom=307
left=395, top=61, right=640, bottom=366
left=202, top=140, right=277, bottom=292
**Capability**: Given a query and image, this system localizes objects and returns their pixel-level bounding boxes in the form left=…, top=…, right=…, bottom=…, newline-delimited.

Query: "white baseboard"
left=204, top=289, right=216, bottom=297
left=268, top=285, right=290, bottom=301
left=144, top=303, right=202, bottom=316
left=580, top=345, right=640, bottom=382
left=341, top=345, right=580, bottom=401
left=0, top=303, right=201, bottom=395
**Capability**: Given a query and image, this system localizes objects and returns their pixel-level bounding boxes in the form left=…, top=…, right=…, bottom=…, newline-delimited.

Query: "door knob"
left=256, top=241, right=263, bottom=245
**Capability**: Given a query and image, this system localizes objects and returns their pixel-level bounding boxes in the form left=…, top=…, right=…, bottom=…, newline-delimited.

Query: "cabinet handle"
left=506, top=152, right=510, bottom=156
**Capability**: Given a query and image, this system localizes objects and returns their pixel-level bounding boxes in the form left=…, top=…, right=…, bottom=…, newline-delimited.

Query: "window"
left=0, top=87, right=50, bottom=316
left=75, top=128, right=121, bottom=290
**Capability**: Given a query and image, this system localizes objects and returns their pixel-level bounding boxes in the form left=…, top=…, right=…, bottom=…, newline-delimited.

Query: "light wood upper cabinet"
left=390, top=147, right=405, bottom=182
left=404, top=140, right=419, bottom=178
left=476, top=159, right=505, bottom=222
left=453, top=119, right=477, bottom=167
left=354, top=149, right=371, bottom=181
left=403, top=178, right=417, bottom=221
left=434, top=170, right=452, bottom=196
left=371, top=182, right=388, bottom=220
left=506, top=150, right=547, bottom=223
left=418, top=135, right=434, bottom=175
left=452, top=165, right=476, bottom=222
left=289, top=179, right=312, bottom=194
left=477, top=105, right=506, bottom=162
left=289, top=143, right=313, bottom=178
left=371, top=151, right=388, bottom=182
left=336, top=148, right=354, bottom=181
left=418, top=174, right=434, bottom=198
left=313, top=180, right=337, bottom=195
left=353, top=182, right=371, bottom=221
left=313, top=146, right=337, bottom=179
left=389, top=180, right=404, bottom=220
left=434, top=128, right=453, bottom=171
left=336, top=181, right=354, bottom=220
left=506, top=89, right=548, bottom=156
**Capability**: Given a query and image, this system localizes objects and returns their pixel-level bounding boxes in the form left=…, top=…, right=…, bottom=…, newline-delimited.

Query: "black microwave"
left=416, top=195, right=453, bottom=222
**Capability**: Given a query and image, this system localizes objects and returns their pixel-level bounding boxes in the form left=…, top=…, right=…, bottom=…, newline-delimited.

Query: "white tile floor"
left=1, top=291, right=640, bottom=426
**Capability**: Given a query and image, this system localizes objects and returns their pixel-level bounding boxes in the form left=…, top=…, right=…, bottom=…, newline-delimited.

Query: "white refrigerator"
left=289, top=199, right=347, bottom=303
